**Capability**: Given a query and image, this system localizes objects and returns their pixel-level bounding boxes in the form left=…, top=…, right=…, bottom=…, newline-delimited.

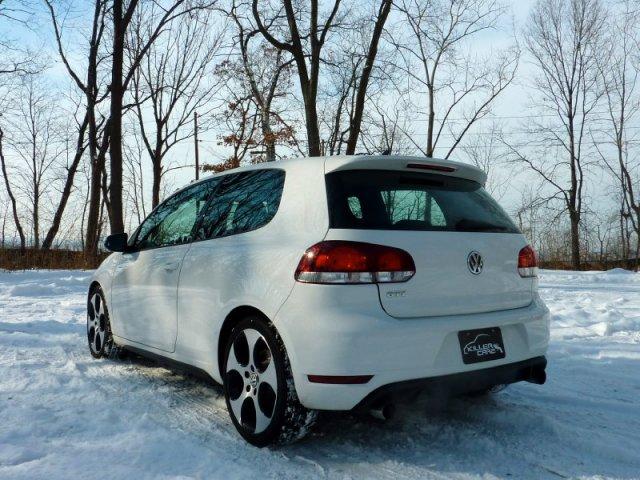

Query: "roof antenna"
left=380, top=148, right=391, bottom=155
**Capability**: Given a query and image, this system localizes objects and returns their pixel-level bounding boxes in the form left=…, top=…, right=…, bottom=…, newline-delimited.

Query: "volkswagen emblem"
left=467, top=251, right=483, bottom=275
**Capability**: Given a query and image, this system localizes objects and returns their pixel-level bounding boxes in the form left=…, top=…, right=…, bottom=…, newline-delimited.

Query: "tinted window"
left=134, top=179, right=218, bottom=249
left=196, top=169, right=285, bottom=239
left=326, top=170, right=519, bottom=233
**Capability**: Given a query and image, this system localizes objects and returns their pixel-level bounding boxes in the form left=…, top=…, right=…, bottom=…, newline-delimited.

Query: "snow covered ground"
left=0, top=269, right=639, bottom=480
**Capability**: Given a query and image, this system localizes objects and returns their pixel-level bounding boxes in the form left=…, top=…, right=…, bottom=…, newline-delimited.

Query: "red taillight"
left=295, top=241, right=416, bottom=284
left=518, top=245, right=538, bottom=278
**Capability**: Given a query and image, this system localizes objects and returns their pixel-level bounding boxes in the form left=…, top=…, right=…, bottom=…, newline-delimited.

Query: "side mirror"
left=104, top=232, right=129, bottom=253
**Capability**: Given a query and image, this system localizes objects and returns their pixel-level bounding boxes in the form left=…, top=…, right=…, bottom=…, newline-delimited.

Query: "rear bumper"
left=274, top=283, right=550, bottom=411
left=354, top=356, right=547, bottom=410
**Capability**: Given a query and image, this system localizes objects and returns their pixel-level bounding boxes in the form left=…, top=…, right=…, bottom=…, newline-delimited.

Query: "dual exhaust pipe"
left=368, top=363, right=547, bottom=420
left=369, top=403, right=396, bottom=421
left=525, top=364, right=547, bottom=385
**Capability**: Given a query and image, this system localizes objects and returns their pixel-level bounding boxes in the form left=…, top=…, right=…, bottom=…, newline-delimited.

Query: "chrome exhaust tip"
left=526, top=365, right=547, bottom=385
left=370, top=403, right=396, bottom=420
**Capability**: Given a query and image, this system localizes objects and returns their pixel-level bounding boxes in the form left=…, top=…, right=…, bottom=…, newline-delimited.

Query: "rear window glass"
left=326, top=170, right=519, bottom=233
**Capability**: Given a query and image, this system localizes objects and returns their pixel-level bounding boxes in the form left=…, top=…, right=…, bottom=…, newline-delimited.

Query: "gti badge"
left=467, top=251, right=483, bottom=275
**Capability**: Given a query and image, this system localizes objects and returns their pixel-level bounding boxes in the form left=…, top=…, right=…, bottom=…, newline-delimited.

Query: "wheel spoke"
left=94, top=328, right=103, bottom=352
left=91, top=293, right=101, bottom=318
left=229, top=390, right=251, bottom=426
left=254, top=400, right=272, bottom=434
left=259, top=360, right=277, bottom=390
left=226, top=345, right=245, bottom=374
left=88, top=299, right=95, bottom=320
left=243, top=329, right=262, bottom=367
left=92, top=294, right=102, bottom=317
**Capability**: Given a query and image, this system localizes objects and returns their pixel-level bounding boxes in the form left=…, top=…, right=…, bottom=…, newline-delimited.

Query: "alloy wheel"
left=225, top=328, right=278, bottom=434
left=87, top=290, right=108, bottom=357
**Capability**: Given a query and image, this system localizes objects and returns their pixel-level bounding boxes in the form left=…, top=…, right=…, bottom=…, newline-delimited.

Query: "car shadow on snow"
left=112, top=350, right=639, bottom=480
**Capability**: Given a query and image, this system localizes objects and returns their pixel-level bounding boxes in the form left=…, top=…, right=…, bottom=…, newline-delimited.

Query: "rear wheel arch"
left=88, top=281, right=101, bottom=298
left=218, top=305, right=271, bottom=378
left=88, top=281, right=106, bottom=317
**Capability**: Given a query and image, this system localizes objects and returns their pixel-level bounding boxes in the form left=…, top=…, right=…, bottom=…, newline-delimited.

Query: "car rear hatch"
left=323, top=159, right=534, bottom=318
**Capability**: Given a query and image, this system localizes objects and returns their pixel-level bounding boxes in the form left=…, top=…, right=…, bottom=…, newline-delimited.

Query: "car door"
left=110, top=179, right=217, bottom=352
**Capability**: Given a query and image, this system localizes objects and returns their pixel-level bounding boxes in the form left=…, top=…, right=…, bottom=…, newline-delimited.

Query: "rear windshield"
left=325, top=170, right=519, bottom=233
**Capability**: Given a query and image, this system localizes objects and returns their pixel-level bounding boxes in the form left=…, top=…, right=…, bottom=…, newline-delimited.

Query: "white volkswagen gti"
left=88, top=155, right=550, bottom=446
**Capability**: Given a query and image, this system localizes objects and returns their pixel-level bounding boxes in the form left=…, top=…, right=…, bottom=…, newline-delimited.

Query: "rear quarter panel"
left=175, top=160, right=329, bottom=382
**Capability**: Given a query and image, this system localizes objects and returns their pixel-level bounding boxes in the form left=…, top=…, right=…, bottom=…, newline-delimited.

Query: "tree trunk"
left=33, top=189, right=39, bottom=249
left=635, top=233, right=640, bottom=272
left=109, top=0, right=125, bottom=234
left=261, top=109, right=276, bottom=162
left=570, top=211, right=581, bottom=269
left=85, top=116, right=110, bottom=258
left=31, top=128, right=39, bottom=249
left=85, top=162, right=103, bottom=257
left=152, top=157, right=162, bottom=209
left=344, top=0, right=392, bottom=155
left=427, top=85, right=435, bottom=157
left=0, top=127, right=26, bottom=251
left=302, top=87, right=321, bottom=157
left=42, top=113, right=90, bottom=250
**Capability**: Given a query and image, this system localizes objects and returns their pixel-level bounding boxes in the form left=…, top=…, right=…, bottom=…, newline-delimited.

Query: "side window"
left=197, top=169, right=285, bottom=240
left=134, top=179, right=218, bottom=250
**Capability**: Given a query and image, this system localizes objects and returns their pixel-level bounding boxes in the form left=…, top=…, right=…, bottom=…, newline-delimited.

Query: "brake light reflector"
left=295, top=241, right=415, bottom=284
left=307, top=374, right=373, bottom=384
left=406, top=162, right=457, bottom=173
left=518, top=245, right=538, bottom=277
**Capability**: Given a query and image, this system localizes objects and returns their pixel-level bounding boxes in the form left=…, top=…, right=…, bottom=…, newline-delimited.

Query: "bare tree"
left=109, top=0, right=216, bottom=234
left=320, top=1, right=395, bottom=156
left=595, top=0, right=640, bottom=270
left=41, top=107, right=90, bottom=249
left=0, top=0, right=36, bottom=76
left=123, top=126, right=148, bottom=226
left=212, top=94, right=260, bottom=170
left=391, top=0, right=518, bottom=158
left=129, top=5, right=223, bottom=208
left=506, top=0, right=605, bottom=269
left=0, top=190, right=7, bottom=248
left=219, top=1, right=299, bottom=163
left=3, top=76, right=67, bottom=248
left=251, top=0, right=343, bottom=156
left=342, top=0, right=392, bottom=154
left=460, top=122, right=508, bottom=200
left=251, top=0, right=392, bottom=157
left=357, top=100, right=416, bottom=155
left=45, top=0, right=112, bottom=257
left=0, top=123, right=26, bottom=250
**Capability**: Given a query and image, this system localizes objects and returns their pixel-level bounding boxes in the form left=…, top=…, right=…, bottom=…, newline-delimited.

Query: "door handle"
left=163, top=262, right=179, bottom=273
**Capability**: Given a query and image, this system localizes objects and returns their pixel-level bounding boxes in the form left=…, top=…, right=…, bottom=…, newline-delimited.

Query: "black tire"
left=223, top=316, right=317, bottom=447
left=87, top=285, right=121, bottom=359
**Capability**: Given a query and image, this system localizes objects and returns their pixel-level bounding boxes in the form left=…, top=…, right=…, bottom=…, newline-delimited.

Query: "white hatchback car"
left=89, top=155, right=549, bottom=446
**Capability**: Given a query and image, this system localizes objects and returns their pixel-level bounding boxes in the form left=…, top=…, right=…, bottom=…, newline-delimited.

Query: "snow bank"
left=540, top=269, right=640, bottom=339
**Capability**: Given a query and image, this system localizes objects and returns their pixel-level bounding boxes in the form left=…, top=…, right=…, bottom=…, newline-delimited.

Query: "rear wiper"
left=455, top=219, right=509, bottom=232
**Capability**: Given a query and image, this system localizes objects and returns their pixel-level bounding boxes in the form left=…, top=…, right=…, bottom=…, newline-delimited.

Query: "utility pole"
left=194, top=111, right=200, bottom=180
